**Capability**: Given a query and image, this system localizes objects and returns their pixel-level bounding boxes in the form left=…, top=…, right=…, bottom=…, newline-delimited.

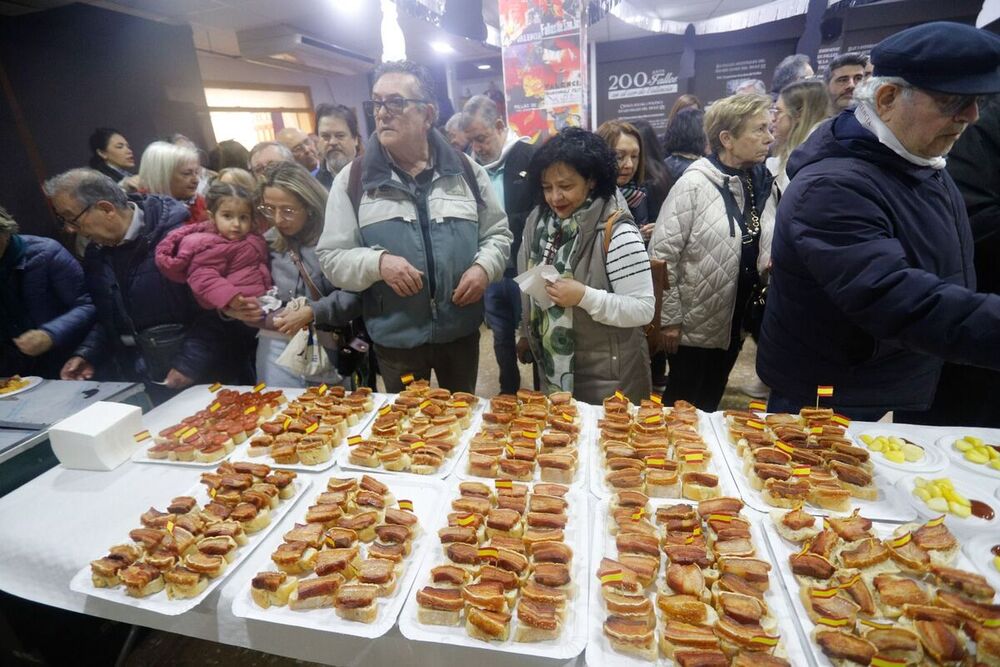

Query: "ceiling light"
left=431, top=41, right=455, bottom=54
left=477, top=64, right=491, bottom=70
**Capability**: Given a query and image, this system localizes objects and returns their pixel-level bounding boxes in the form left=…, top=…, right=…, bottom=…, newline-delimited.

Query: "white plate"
left=70, top=474, right=311, bottom=615
left=454, top=403, right=594, bottom=491
left=585, top=498, right=810, bottom=667
left=893, top=474, right=999, bottom=537
left=763, top=517, right=994, bottom=667
left=709, top=412, right=916, bottom=522
left=850, top=428, right=947, bottom=473
left=589, top=408, right=736, bottom=500
left=398, top=481, right=589, bottom=660
left=232, top=473, right=444, bottom=639
left=0, top=375, right=43, bottom=397
left=131, top=385, right=296, bottom=467
left=936, top=432, right=1000, bottom=480
left=962, top=533, right=1000, bottom=594
left=229, top=394, right=387, bottom=473
left=337, top=399, right=485, bottom=480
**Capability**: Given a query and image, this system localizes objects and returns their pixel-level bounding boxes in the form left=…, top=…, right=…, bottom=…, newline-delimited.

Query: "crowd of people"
left=2, top=21, right=999, bottom=426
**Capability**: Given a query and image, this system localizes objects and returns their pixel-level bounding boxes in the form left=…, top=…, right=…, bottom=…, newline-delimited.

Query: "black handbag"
left=742, top=283, right=768, bottom=339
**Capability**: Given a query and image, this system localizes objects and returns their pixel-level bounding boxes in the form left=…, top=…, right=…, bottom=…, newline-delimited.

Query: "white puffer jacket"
left=649, top=157, right=777, bottom=350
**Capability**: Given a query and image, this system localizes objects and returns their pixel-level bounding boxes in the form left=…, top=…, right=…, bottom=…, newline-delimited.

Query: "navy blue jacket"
left=757, top=110, right=1000, bottom=410
left=8, top=235, right=95, bottom=377
left=76, top=195, right=245, bottom=383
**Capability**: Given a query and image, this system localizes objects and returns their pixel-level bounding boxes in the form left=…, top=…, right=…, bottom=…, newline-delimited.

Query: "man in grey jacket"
left=317, top=61, right=512, bottom=393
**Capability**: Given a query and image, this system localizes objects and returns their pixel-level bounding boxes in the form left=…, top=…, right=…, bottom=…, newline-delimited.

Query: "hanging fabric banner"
left=499, top=0, right=587, bottom=140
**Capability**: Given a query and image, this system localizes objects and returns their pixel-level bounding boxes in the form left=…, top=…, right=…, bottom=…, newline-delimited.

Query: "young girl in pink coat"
left=156, top=181, right=272, bottom=311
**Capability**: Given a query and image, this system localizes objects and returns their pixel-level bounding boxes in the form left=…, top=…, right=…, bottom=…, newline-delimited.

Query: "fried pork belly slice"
left=529, top=541, right=572, bottom=565
left=369, top=541, right=406, bottom=562
left=913, top=522, right=958, bottom=553
left=296, top=574, right=343, bottom=602
left=478, top=564, right=518, bottom=593
left=417, top=586, right=463, bottom=611
left=140, top=507, right=173, bottom=529
left=314, top=547, right=360, bottom=577
left=815, top=629, right=877, bottom=665
left=430, top=564, right=469, bottom=586
left=495, top=493, right=527, bottom=514
left=597, top=558, right=642, bottom=594
left=717, top=557, right=770, bottom=591
left=335, top=582, right=378, bottom=609
left=374, top=523, right=411, bottom=545
left=129, top=527, right=166, bottom=551
left=458, top=481, right=491, bottom=499
left=727, top=653, right=790, bottom=667
left=618, top=554, right=658, bottom=587
left=717, top=591, right=766, bottom=624
left=528, top=494, right=567, bottom=515
left=674, top=649, right=729, bottom=667
left=764, top=477, right=811, bottom=502
left=718, top=573, right=765, bottom=601
left=453, top=496, right=491, bottom=515
left=462, top=581, right=507, bottom=612
left=532, top=483, right=569, bottom=498
left=830, top=460, right=873, bottom=488
left=834, top=571, right=876, bottom=615
left=864, top=627, right=922, bottom=660
left=789, top=552, right=835, bottom=580
left=359, top=474, right=390, bottom=497
left=715, top=616, right=778, bottom=652
left=804, top=586, right=860, bottom=623
left=666, top=563, right=705, bottom=597
left=119, top=562, right=163, bottom=592
left=603, top=614, right=655, bottom=651
left=695, top=496, right=743, bottom=517
left=446, top=542, right=478, bottom=566
left=526, top=511, right=566, bottom=530
left=384, top=508, right=419, bottom=529
left=604, top=589, right=651, bottom=616
left=935, top=591, right=1000, bottom=624
left=663, top=544, right=713, bottom=568
left=283, top=522, right=325, bottom=548
left=873, top=574, right=929, bottom=608
left=887, top=537, right=930, bottom=572
left=615, top=490, right=649, bottom=508
left=522, top=528, right=563, bottom=548
left=780, top=506, right=817, bottom=529
left=656, top=593, right=710, bottom=625
left=324, top=527, right=358, bottom=549
left=605, top=468, right=643, bottom=489
left=326, top=477, right=358, bottom=494
left=438, top=525, right=478, bottom=544
left=616, top=531, right=659, bottom=558
left=517, top=597, right=560, bottom=632
left=357, top=558, right=395, bottom=586
left=840, top=537, right=890, bottom=570
left=902, top=603, right=965, bottom=626
left=467, top=607, right=511, bottom=640
left=663, top=620, right=720, bottom=649
left=931, top=564, right=995, bottom=600
left=533, top=562, right=571, bottom=588
left=336, top=510, right=378, bottom=533
left=713, top=537, right=755, bottom=558
left=914, top=619, right=966, bottom=663
left=826, top=510, right=872, bottom=542
left=91, top=552, right=134, bottom=582
left=252, top=570, right=288, bottom=592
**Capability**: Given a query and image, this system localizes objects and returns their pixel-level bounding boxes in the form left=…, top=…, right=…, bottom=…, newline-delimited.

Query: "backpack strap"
left=457, top=152, right=485, bottom=210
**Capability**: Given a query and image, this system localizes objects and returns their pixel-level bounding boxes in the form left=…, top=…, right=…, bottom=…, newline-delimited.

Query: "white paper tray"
left=398, top=480, right=589, bottom=660
left=708, top=412, right=916, bottom=522
left=936, top=431, right=1000, bottom=480
left=132, top=385, right=297, bottom=467
left=892, top=472, right=1000, bottom=539
left=589, top=408, right=737, bottom=500
left=963, top=533, right=1000, bottom=594
left=453, top=403, right=594, bottom=491
left=585, top=497, right=810, bottom=667
left=229, top=394, right=387, bottom=473
left=231, top=472, right=444, bottom=639
left=847, top=426, right=948, bottom=474
left=762, top=517, right=996, bottom=667
left=69, top=474, right=311, bottom=615
left=336, top=398, right=485, bottom=480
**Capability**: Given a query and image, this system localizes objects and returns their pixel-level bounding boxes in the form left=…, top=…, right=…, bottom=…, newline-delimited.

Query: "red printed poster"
left=499, top=0, right=585, bottom=139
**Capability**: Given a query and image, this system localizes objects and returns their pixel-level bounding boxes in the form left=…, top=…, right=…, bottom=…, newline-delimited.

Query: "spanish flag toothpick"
left=816, top=384, right=834, bottom=408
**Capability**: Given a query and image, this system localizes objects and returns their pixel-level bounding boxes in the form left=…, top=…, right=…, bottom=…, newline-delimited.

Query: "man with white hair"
left=248, top=141, right=295, bottom=178
left=444, top=112, right=469, bottom=153
left=756, top=22, right=1000, bottom=419
left=276, top=127, right=320, bottom=174
left=461, top=94, right=535, bottom=394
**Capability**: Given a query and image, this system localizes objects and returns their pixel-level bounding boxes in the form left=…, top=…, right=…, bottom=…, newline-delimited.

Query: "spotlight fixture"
left=431, top=41, right=455, bottom=53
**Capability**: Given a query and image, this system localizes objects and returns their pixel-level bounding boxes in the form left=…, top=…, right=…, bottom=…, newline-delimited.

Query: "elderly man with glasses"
left=43, top=168, right=252, bottom=400
left=317, top=60, right=511, bottom=393
left=756, top=22, right=1000, bottom=421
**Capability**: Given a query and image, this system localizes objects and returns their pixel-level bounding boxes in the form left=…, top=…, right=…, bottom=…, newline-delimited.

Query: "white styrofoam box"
left=49, top=401, right=143, bottom=471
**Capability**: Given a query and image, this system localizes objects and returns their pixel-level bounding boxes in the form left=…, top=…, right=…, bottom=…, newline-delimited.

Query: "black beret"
left=871, top=21, right=1000, bottom=95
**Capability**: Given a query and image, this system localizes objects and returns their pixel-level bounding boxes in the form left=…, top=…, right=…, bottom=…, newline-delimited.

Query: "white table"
left=0, top=386, right=583, bottom=667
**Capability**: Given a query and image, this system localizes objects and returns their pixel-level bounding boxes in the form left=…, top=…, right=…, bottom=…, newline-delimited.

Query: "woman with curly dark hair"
left=516, top=127, right=654, bottom=402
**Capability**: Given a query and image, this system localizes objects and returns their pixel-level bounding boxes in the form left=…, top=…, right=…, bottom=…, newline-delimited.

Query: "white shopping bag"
left=275, top=326, right=332, bottom=376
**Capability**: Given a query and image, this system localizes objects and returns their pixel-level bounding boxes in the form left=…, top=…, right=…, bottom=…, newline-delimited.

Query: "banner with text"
left=499, top=0, right=585, bottom=139
left=595, top=52, right=682, bottom=132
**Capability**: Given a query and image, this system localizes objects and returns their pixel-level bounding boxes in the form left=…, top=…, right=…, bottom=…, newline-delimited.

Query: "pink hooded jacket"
left=155, top=221, right=272, bottom=310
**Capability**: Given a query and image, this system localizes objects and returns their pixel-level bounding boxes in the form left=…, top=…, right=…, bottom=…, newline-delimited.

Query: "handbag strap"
left=288, top=247, right=323, bottom=302
left=602, top=208, right=625, bottom=254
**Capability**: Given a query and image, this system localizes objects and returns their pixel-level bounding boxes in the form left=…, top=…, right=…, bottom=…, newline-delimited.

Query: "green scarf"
left=527, top=200, right=592, bottom=394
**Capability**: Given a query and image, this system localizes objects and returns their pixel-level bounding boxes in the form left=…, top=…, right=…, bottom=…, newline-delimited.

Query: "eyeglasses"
left=256, top=204, right=302, bottom=221
left=54, top=203, right=92, bottom=230
left=923, top=90, right=982, bottom=117
left=363, top=97, right=431, bottom=116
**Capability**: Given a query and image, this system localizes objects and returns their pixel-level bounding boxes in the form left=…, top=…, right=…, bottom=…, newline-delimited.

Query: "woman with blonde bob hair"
left=768, top=79, right=830, bottom=189
left=136, top=141, right=207, bottom=221
left=650, top=93, right=779, bottom=410
left=224, top=162, right=361, bottom=387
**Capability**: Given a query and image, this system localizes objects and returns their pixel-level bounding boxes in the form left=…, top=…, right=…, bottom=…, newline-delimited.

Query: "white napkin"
left=514, top=264, right=560, bottom=309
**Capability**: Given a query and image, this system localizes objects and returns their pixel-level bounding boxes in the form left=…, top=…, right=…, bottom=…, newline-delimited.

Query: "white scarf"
left=479, top=129, right=529, bottom=172
left=854, top=103, right=947, bottom=170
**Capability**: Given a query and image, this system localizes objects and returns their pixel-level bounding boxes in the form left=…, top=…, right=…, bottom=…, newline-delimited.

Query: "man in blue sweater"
left=757, top=22, right=1000, bottom=419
